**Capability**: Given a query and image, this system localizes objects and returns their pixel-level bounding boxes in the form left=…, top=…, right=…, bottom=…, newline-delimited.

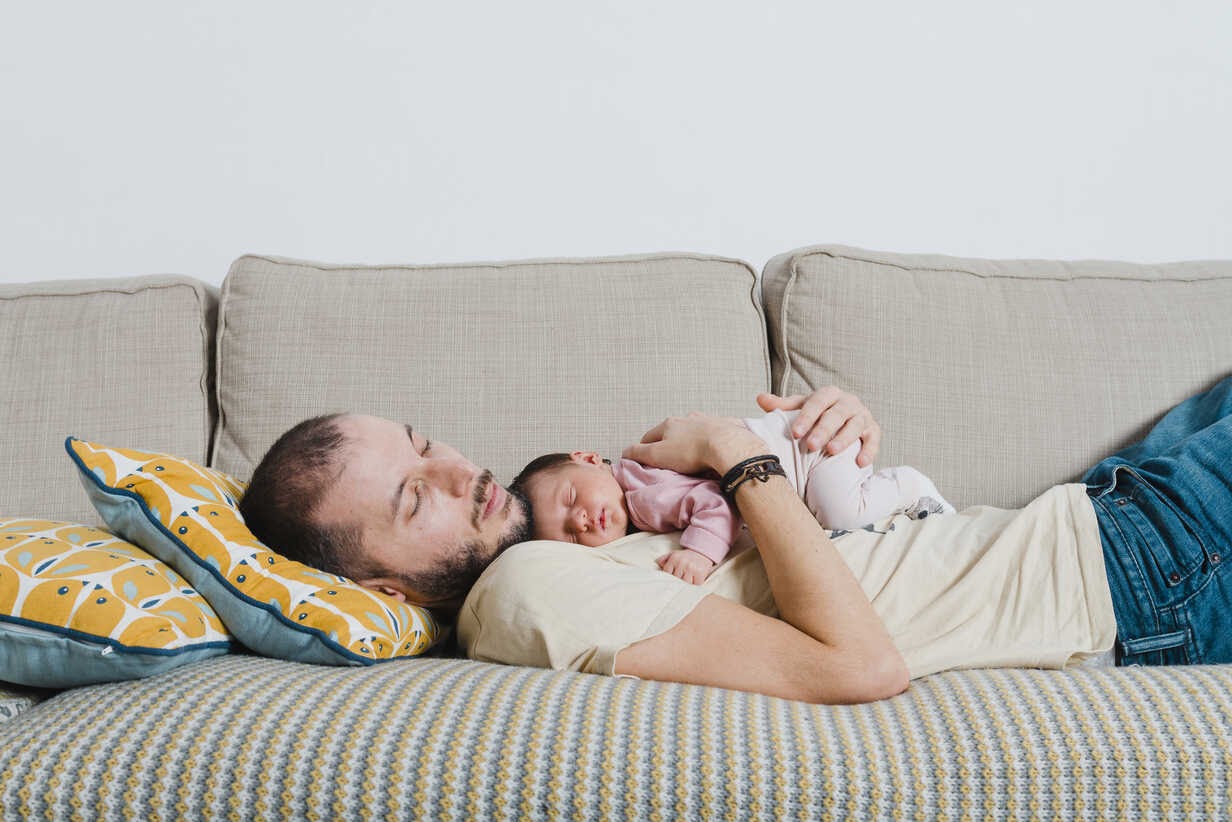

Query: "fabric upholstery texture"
left=68, top=438, right=444, bottom=665
left=763, top=245, right=1232, bottom=509
left=213, top=253, right=770, bottom=484
left=0, top=276, right=216, bottom=525
left=0, top=684, right=46, bottom=723
left=0, top=519, right=231, bottom=688
left=2, top=654, right=1229, bottom=820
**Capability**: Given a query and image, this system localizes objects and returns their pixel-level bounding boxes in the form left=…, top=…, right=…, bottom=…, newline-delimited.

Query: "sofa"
left=2, top=245, right=1231, bottom=820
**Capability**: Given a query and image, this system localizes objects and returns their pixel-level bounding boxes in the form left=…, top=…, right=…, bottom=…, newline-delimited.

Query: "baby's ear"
left=569, top=451, right=606, bottom=466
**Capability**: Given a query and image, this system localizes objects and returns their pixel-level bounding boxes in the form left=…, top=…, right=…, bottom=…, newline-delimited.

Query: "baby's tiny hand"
left=656, top=549, right=716, bottom=585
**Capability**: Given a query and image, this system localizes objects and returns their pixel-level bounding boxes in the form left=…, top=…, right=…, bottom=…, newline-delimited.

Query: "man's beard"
left=499, top=482, right=535, bottom=549
left=396, top=483, right=534, bottom=605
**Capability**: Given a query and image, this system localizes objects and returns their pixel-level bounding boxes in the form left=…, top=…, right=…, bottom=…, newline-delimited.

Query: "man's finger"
left=756, top=392, right=803, bottom=412
left=623, top=420, right=668, bottom=462
left=622, top=442, right=651, bottom=463
left=826, top=415, right=865, bottom=455
left=795, top=387, right=843, bottom=440
left=638, top=419, right=669, bottom=444
left=803, top=404, right=849, bottom=451
left=857, top=423, right=883, bottom=468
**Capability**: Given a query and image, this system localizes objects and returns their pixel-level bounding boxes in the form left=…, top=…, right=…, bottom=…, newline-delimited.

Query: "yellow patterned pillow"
left=67, top=438, right=444, bottom=665
left=0, top=519, right=232, bottom=687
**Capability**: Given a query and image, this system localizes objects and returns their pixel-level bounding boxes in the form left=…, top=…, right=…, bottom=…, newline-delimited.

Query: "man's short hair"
left=239, top=413, right=363, bottom=578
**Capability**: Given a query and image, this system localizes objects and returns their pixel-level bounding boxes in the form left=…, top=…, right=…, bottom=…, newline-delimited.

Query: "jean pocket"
left=1110, top=468, right=1209, bottom=596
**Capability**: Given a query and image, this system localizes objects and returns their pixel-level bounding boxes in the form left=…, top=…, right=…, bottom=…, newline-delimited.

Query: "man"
left=242, top=378, right=1232, bottom=705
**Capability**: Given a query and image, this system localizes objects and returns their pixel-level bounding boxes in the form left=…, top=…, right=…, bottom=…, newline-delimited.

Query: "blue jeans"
left=1084, top=374, right=1232, bottom=666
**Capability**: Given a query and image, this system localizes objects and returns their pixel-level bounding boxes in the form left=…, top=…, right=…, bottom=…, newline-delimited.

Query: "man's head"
left=510, top=451, right=631, bottom=547
left=240, top=413, right=532, bottom=610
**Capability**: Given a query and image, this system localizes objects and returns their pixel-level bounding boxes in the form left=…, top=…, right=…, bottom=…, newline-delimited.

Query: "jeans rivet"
left=1213, top=554, right=1222, bottom=564
left=1168, top=572, right=1181, bottom=583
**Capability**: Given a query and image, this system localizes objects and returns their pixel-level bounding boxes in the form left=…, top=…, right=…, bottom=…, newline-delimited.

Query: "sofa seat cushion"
left=67, top=438, right=445, bottom=665
left=0, top=275, right=216, bottom=525
left=763, top=245, right=1232, bottom=509
left=2, top=655, right=1229, bottom=818
left=0, top=519, right=231, bottom=688
left=213, top=253, right=769, bottom=484
left=0, top=683, right=49, bottom=723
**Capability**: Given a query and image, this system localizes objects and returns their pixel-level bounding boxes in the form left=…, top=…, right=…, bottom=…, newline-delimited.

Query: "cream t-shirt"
left=457, top=484, right=1117, bottom=680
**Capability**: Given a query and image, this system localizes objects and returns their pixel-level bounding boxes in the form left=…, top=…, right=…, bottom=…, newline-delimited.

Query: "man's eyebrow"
left=405, top=424, right=429, bottom=453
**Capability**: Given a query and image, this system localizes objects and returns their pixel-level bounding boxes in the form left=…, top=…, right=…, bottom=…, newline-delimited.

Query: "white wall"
left=2, top=1, right=1229, bottom=286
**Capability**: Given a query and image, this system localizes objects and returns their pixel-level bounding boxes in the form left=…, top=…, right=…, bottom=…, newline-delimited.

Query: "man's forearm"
left=733, top=475, right=904, bottom=670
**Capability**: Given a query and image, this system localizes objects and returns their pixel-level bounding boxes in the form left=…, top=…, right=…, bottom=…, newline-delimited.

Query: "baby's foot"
left=903, top=496, right=951, bottom=520
left=904, top=475, right=956, bottom=520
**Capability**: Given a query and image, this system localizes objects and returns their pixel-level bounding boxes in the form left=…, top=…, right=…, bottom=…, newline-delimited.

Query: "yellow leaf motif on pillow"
left=0, top=520, right=230, bottom=650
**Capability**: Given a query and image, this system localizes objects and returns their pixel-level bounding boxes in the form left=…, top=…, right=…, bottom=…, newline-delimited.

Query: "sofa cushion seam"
left=794, top=249, right=1232, bottom=284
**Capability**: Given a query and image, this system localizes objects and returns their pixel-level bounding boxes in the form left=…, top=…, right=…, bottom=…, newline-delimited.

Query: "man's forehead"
left=331, top=415, right=404, bottom=476
left=342, top=414, right=414, bottom=439
left=313, top=417, right=390, bottom=518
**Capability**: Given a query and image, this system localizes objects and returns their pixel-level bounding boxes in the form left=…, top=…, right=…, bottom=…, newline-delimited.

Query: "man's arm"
left=618, top=414, right=908, bottom=705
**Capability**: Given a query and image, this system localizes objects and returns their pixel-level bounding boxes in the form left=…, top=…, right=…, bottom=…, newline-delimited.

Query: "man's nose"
left=426, top=457, right=475, bottom=498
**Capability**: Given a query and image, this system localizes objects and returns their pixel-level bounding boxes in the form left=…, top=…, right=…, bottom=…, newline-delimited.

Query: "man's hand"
left=623, top=412, right=766, bottom=476
left=657, top=549, right=716, bottom=585
left=757, top=385, right=881, bottom=467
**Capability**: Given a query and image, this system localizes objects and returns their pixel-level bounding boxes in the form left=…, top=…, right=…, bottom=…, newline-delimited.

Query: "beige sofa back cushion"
left=763, top=245, right=1232, bottom=509
left=0, top=276, right=216, bottom=524
left=214, top=254, right=769, bottom=483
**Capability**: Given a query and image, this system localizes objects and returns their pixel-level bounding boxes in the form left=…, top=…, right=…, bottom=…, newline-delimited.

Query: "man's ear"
left=357, top=577, right=463, bottom=613
left=357, top=578, right=409, bottom=602
left=569, top=451, right=605, bottom=465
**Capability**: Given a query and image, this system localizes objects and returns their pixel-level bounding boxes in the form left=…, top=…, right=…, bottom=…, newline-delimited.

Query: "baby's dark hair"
left=509, top=453, right=573, bottom=500
left=510, top=452, right=613, bottom=501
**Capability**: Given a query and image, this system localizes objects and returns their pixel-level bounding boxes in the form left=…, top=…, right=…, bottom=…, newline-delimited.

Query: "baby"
left=510, top=409, right=954, bottom=584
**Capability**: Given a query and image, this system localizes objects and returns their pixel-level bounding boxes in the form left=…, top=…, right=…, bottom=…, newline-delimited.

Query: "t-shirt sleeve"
left=456, top=540, right=710, bottom=675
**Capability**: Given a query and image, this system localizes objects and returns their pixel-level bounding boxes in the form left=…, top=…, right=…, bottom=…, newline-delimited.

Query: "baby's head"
left=510, top=451, right=631, bottom=547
